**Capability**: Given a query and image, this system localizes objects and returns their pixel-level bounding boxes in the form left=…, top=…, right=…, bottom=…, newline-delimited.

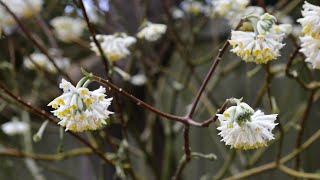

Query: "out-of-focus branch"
left=294, top=90, right=315, bottom=170
left=0, top=0, right=73, bottom=83
left=224, top=129, right=320, bottom=180
left=0, top=147, right=92, bottom=161
left=285, top=47, right=320, bottom=90
left=279, top=165, right=320, bottom=179
left=214, top=149, right=236, bottom=180
left=34, top=13, right=58, bottom=49
left=172, top=151, right=217, bottom=180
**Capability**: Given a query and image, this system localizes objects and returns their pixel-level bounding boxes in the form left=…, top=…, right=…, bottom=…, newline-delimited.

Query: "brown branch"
left=76, top=0, right=110, bottom=76
left=92, top=74, right=231, bottom=127
left=186, top=20, right=243, bottom=118
left=183, top=125, right=191, bottom=161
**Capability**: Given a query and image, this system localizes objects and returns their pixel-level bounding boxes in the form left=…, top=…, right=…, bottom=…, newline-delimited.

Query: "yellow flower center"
left=107, top=53, right=121, bottom=61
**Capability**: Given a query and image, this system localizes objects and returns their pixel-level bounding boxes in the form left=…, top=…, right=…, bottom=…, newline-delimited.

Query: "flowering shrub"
left=0, top=0, right=320, bottom=179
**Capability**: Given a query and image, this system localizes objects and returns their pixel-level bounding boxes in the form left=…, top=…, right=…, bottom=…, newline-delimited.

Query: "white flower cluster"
left=24, top=49, right=70, bottom=73
left=180, top=0, right=208, bottom=16
left=298, top=2, right=320, bottom=69
left=0, top=0, right=43, bottom=35
left=217, top=99, right=278, bottom=150
left=229, top=13, right=286, bottom=64
left=270, top=24, right=293, bottom=36
left=211, top=0, right=256, bottom=28
left=212, top=0, right=249, bottom=17
left=300, top=35, right=320, bottom=69
left=1, top=118, right=29, bottom=136
left=90, top=33, right=136, bottom=61
left=50, top=16, right=86, bottom=43
left=48, top=79, right=114, bottom=132
left=298, top=1, right=320, bottom=39
left=137, top=22, right=167, bottom=42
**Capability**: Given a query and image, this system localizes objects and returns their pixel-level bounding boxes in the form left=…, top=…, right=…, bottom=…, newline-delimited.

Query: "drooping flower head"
left=217, top=99, right=278, bottom=150
left=229, top=13, right=285, bottom=64
left=256, top=13, right=277, bottom=35
left=137, top=21, right=167, bottom=42
left=299, top=35, right=320, bottom=69
left=48, top=78, right=114, bottom=132
left=90, top=33, right=136, bottom=61
left=50, top=16, right=86, bottom=43
left=297, top=1, right=320, bottom=39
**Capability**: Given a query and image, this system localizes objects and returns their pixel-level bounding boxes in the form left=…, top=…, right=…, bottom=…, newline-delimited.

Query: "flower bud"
left=257, top=13, right=277, bottom=35
left=234, top=102, right=254, bottom=126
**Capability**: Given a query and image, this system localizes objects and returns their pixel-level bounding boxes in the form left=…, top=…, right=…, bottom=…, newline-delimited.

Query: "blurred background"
left=0, top=0, right=320, bottom=179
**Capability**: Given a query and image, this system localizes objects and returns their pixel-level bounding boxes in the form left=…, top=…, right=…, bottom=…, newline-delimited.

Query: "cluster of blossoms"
left=137, top=22, right=167, bottom=42
left=299, top=36, right=320, bottom=68
left=1, top=117, right=29, bottom=136
left=50, top=16, right=86, bottom=43
left=210, top=0, right=264, bottom=28
left=48, top=79, right=113, bottom=132
left=212, top=0, right=249, bottom=16
left=212, top=0, right=250, bottom=27
left=217, top=99, right=278, bottom=150
left=180, top=0, right=208, bottom=16
left=298, top=2, right=320, bottom=69
left=0, top=0, right=43, bottom=35
left=24, top=49, right=70, bottom=73
left=229, top=13, right=286, bottom=64
left=298, top=1, right=320, bottom=39
left=90, top=33, right=136, bottom=61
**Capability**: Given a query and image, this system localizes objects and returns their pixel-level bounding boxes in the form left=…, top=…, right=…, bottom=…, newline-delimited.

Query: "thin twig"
left=92, top=75, right=196, bottom=125
left=187, top=20, right=243, bottom=118
left=76, top=0, right=110, bottom=75
left=92, top=74, right=230, bottom=127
